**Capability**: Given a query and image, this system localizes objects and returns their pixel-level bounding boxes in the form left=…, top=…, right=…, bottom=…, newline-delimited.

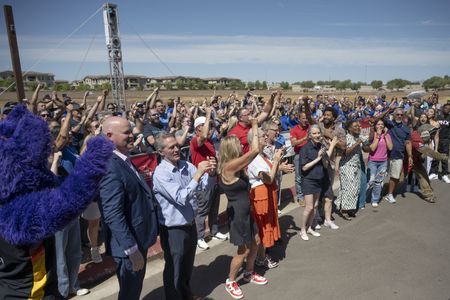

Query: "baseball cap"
left=194, top=116, right=206, bottom=129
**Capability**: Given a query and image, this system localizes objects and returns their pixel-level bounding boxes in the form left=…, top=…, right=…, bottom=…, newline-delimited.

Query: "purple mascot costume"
left=0, top=105, right=113, bottom=299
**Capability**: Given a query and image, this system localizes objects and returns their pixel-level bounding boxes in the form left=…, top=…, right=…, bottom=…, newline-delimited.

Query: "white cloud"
left=1, top=34, right=450, bottom=69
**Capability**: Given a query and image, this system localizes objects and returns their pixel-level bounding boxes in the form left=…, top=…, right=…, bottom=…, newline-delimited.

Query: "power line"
left=123, top=19, right=177, bottom=77
left=74, top=33, right=98, bottom=81
left=0, top=5, right=103, bottom=97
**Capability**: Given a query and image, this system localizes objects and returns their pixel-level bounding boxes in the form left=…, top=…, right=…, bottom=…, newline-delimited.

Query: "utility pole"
left=103, top=3, right=126, bottom=111
left=3, top=5, right=25, bottom=102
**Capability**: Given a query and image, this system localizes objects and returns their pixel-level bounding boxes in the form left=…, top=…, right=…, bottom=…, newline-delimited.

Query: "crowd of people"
left=1, top=84, right=449, bottom=300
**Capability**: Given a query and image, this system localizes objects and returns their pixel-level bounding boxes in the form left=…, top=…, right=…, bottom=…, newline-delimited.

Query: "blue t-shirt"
left=275, top=135, right=286, bottom=149
left=280, top=115, right=298, bottom=131
left=386, top=120, right=410, bottom=159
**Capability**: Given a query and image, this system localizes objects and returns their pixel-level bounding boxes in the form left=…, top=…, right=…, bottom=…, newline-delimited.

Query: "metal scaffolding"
left=103, top=3, right=126, bottom=111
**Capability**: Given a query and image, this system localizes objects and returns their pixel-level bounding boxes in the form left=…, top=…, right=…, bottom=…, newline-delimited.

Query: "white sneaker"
left=443, top=175, right=450, bottom=184
left=197, top=239, right=209, bottom=250
left=300, top=231, right=309, bottom=241
left=307, top=228, right=321, bottom=237
left=324, top=220, right=339, bottom=230
left=372, top=202, right=379, bottom=208
left=314, top=224, right=321, bottom=230
left=429, top=173, right=438, bottom=180
left=278, top=209, right=282, bottom=216
left=72, top=288, right=89, bottom=296
left=384, top=194, right=396, bottom=204
left=90, top=247, right=102, bottom=264
left=212, top=232, right=228, bottom=241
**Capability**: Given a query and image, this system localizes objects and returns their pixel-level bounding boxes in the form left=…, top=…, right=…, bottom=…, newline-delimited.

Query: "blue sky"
left=1, top=0, right=449, bottom=83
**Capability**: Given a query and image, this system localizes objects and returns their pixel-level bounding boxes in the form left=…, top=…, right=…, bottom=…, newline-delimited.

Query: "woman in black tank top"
left=218, top=118, right=268, bottom=299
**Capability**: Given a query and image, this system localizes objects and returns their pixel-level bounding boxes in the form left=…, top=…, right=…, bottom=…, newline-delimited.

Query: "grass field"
left=1, top=89, right=450, bottom=108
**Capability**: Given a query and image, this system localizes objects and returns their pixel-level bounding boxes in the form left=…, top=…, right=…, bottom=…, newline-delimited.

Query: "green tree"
left=164, top=81, right=173, bottom=90
left=350, top=82, right=363, bottom=91
left=335, top=81, right=346, bottom=91
left=187, top=80, right=196, bottom=90
left=175, top=79, right=185, bottom=90
left=0, top=77, right=16, bottom=92
left=26, top=82, right=39, bottom=91
left=247, top=81, right=255, bottom=90
left=279, top=81, right=291, bottom=90
left=422, top=76, right=446, bottom=91
left=262, top=81, right=268, bottom=90
left=386, top=78, right=410, bottom=91
left=300, top=80, right=315, bottom=89
left=370, top=80, right=383, bottom=90
left=196, top=80, right=207, bottom=90
left=75, top=83, right=90, bottom=91
left=254, top=80, right=261, bottom=90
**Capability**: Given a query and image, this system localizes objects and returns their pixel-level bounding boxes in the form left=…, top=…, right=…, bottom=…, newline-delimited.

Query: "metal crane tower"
left=103, top=3, right=126, bottom=111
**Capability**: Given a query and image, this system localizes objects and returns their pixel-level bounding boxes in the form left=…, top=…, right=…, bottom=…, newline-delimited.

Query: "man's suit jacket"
left=98, top=153, right=158, bottom=258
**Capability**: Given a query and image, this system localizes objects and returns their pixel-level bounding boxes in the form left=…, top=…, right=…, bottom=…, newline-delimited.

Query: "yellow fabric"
left=29, top=244, right=47, bottom=300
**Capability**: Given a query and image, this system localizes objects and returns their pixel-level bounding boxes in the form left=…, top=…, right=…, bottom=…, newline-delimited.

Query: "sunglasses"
left=395, top=113, right=404, bottom=116
left=41, top=114, right=50, bottom=117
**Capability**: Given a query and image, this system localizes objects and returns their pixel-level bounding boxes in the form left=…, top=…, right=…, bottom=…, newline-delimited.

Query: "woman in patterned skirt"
left=336, top=120, right=369, bottom=219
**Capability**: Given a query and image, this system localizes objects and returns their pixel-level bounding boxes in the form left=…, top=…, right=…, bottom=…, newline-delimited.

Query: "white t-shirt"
left=248, top=154, right=270, bottom=188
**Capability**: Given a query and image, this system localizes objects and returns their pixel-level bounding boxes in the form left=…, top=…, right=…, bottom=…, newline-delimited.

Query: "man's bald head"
left=102, top=117, right=129, bottom=134
left=103, top=117, right=133, bottom=154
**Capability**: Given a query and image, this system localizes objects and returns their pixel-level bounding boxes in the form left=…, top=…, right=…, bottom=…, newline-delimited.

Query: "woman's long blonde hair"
left=227, top=116, right=238, bottom=132
left=218, top=135, right=242, bottom=175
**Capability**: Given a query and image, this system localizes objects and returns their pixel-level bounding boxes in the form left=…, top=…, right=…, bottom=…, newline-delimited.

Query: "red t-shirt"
left=290, top=124, right=309, bottom=154
left=227, top=122, right=250, bottom=154
left=190, top=136, right=216, bottom=167
left=410, top=130, right=425, bottom=165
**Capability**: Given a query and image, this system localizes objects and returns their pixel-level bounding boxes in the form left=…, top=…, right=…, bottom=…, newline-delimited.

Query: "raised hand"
left=279, top=161, right=294, bottom=173
left=197, top=160, right=212, bottom=175
left=273, top=148, right=284, bottom=162
left=317, top=148, right=326, bottom=159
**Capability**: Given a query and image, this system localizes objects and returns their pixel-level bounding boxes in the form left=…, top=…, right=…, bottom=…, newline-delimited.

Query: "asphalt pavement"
left=84, top=178, right=450, bottom=300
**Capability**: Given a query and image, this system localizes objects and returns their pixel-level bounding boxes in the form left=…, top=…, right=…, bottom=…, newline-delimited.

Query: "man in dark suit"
left=99, top=116, right=158, bottom=300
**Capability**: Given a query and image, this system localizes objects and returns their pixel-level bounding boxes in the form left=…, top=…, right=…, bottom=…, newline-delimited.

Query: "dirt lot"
left=1, top=89, right=450, bottom=108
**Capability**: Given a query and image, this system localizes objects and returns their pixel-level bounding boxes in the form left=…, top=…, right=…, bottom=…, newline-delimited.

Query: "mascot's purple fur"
left=0, top=104, right=114, bottom=299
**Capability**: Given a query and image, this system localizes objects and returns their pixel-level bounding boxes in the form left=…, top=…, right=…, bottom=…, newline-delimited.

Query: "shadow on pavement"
left=191, top=255, right=233, bottom=298
left=142, top=255, right=232, bottom=300
left=267, top=214, right=300, bottom=262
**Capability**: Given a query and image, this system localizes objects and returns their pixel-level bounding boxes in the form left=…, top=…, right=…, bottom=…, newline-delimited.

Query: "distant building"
left=203, top=77, right=241, bottom=86
left=124, top=75, right=147, bottom=90
left=83, top=75, right=110, bottom=88
left=0, top=70, right=55, bottom=87
left=359, top=85, right=374, bottom=92
left=54, top=80, right=69, bottom=85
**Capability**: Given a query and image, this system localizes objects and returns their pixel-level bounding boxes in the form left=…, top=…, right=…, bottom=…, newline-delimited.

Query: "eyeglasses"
left=41, top=114, right=49, bottom=117
left=395, top=113, right=404, bottom=116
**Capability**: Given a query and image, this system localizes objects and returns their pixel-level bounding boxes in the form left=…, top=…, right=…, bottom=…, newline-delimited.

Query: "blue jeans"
left=54, top=218, right=82, bottom=297
left=294, top=154, right=303, bottom=200
left=367, top=160, right=388, bottom=204
left=358, top=163, right=367, bottom=209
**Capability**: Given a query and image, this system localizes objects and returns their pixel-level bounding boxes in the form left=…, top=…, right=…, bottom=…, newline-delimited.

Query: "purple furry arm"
left=0, top=137, right=114, bottom=245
